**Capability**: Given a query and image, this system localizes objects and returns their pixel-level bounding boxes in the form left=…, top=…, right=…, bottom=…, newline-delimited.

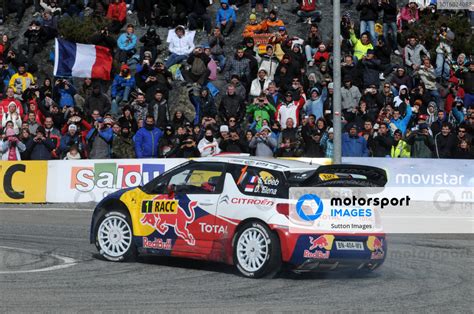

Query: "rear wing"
left=287, top=164, right=388, bottom=187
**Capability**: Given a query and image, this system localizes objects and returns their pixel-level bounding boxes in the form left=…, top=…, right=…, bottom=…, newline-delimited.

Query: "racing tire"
left=233, top=221, right=281, bottom=278
left=94, top=210, right=137, bottom=262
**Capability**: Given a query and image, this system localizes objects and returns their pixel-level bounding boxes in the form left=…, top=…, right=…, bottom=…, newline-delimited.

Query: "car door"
left=140, top=162, right=225, bottom=255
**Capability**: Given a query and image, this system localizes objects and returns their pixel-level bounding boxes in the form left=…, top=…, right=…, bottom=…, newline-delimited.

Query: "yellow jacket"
left=9, top=72, right=35, bottom=94
left=349, top=30, right=373, bottom=60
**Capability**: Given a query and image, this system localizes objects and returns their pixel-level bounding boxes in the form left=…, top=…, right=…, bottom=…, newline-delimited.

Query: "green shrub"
left=58, top=16, right=110, bottom=44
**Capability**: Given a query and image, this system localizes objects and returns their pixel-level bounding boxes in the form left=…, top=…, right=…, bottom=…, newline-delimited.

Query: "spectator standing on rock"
left=139, top=28, right=162, bottom=61
left=296, top=0, right=322, bottom=24
left=107, top=0, right=127, bottom=33
left=111, top=64, right=135, bottom=116
left=209, top=27, right=226, bottom=71
left=356, top=0, right=378, bottom=46
left=379, top=0, right=399, bottom=55
left=188, top=0, right=213, bottom=35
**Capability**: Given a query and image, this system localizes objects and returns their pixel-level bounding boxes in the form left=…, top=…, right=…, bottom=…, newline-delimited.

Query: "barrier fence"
left=0, top=158, right=472, bottom=203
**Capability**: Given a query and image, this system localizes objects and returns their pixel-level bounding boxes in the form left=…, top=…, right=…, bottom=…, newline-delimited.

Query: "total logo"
left=199, top=222, right=228, bottom=234
left=303, top=235, right=334, bottom=259
left=71, top=163, right=164, bottom=192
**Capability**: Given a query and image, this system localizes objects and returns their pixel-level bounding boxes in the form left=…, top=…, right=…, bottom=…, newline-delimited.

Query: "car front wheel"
left=233, top=221, right=281, bottom=278
left=95, top=210, right=136, bottom=262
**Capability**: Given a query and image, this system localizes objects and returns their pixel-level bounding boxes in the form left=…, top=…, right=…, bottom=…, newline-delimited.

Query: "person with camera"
left=175, top=135, right=201, bottom=158
left=249, top=125, right=276, bottom=157
left=219, top=128, right=248, bottom=153
left=112, top=122, right=136, bottom=159
left=1, top=127, right=26, bottom=160
left=86, top=117, right=114, bottom=159
left=405, top=123, right=435, bottom=158
left=181, top=45, right=211, bottom=87
left=198, top=127, right=221, bottom=157
left=111, top=64, right=136, bottom=116
left=246, top=95, right=276, bottom=131
left=368, top=122, right=393, bottom=157
left=139, top=28, right=162, bottom=61
left=84, top=84, right=111, bottom=117
left=22, top=21, right=46, bottom=60
left=25, top=126, right=55, bottom=160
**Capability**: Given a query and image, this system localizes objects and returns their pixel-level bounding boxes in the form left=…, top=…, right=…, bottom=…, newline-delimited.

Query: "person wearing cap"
left=25, top=126, right=55, bottom=160
left=242, top=14, right=263, bottom=38
left=157, top=125, right=178, bottom=158
left=165, top=26, right=195, bottom=69
left=390, top=129, right=411, bottom=158
left=260, top=9, right=285, bottom=33
left=250, top=69, right=272, bottom=98
left=1, top=127, right=27, bottom=160
left=249, top=125, right=277, bottom=157
left=304, top=86, right=328, bottom=121
left=216, top=0, right=237, bottom=37
left=296, top=0, right=321, bottom=24
left=111, top=121, right=136, bottom=159
left=111, top=64, right=136, bottom=116
left=311, top=43, right=329, bottom=67
left=59, top=123, right=86, bottom=159
left=117, top=24, right=137, bottom=63
left=188, top=0, right=213, bottom=35
left=84, top=84, right=111, bottom=117
left=320, top=127, right=335, bottom=158
left=342, top=124, right=369, bottom=157
left=139, top=27, right=162, bottom=61
left=406, top=123, right=435, bottom=158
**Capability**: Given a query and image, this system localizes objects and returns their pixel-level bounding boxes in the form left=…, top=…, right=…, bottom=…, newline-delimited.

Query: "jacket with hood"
left=341, top=85, right=362, bottom=111
left=117, top=32, right=137, bottom=51
left=111, top=65, right=136, bottom=99
left=246, top=102, right=276, bottom=130
left=404, top=43, right=429, bottom=68
left=259, top=53, right=279, bottom=81
left=134, top=126, right=163, bottom=158
left=249, top=132, right=277, bottom=157
left=342, top=133, right=369, bottom=157
left=250, top=76, right=272, bottom=98
left=107, top=0, right=127, bottom=22
left=216, top=0, right=237, bottom=26
left=304, top=87, right=328, bottom=120
left=406, top=132, right=434, bottom=158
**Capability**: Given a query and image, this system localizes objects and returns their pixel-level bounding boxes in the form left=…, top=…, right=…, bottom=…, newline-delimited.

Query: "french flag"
left=54, top=38, right=113, bottom=80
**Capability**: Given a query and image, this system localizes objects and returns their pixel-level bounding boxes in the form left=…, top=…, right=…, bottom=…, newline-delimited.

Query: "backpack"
left=191, top=57, right=207, bottom=76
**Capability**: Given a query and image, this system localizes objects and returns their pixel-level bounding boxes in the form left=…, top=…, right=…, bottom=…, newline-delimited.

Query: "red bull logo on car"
left=303, top=235, right=334, bottom=259
left=367, top=236, right=384, bottom=259
left=141, top=196, right=197, bottom=246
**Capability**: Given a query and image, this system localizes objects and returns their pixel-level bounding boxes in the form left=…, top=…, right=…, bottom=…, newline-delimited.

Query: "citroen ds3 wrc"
left=90, top=157, right=387, bottom=278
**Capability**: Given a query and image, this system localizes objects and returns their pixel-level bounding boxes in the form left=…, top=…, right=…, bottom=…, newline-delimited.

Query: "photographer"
left=405, top=124, right=435, bottom=158
left=139, top=28, right=162, bottom=61
left=53, top=78, right=77, bottom=109
left=135, top=59, right=172, bottom=102
left=86, top=117, right=114, bottom=159
left=1, top=128, right=26, bottom=160
left=89, top=27, right=116, bottom=55
left=175, top=136, right=201, bottom=158
left=25, top=126, right=55, bottom=160
left=22, top=21, right=46, bottom=59
left=181, top=46, right=211, bottom=87
left=249, top=126, right=276, bottom=157
left=219, top=128, right=248, bottom=153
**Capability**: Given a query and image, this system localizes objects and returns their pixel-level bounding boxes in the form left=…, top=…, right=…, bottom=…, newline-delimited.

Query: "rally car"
left=90, top=157, right=387, bottom=278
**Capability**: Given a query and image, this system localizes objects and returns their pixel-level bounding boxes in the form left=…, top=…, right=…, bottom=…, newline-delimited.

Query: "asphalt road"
left=0, top=207, right=472, bottom=313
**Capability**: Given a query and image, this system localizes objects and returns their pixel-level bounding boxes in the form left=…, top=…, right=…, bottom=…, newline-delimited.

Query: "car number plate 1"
left=335, top=241, right=364, bottom=250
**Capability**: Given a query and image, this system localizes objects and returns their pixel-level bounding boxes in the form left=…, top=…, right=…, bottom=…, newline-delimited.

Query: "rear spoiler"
left=287, top=164, right=387, bottom=187
left=314, top=164, right=388, bottom=187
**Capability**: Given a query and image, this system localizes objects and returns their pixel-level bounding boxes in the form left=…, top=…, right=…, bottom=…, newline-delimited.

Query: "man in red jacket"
left=0, top=87, right=23, bottom=122
left=296, top=0, right=321, bottom=24
left=106, top=0, right=127, bottom=33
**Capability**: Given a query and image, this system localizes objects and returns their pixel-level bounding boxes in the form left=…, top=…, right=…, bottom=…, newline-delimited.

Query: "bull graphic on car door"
left=140, top=194, right=197, bottom=246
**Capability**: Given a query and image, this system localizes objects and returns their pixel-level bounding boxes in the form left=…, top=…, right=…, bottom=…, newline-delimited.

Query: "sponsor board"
left=46, top=159, right=186, bottom=203
left=0, top=161, right=47, bottom=203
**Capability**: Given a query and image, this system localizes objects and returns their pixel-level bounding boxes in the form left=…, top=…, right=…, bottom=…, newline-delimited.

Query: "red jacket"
left=300, top=0, right=316, bottom=12
left=313, top=51, right=330, bottom=65
left=0, top=97, right=23, bottom=122
left=106, top=1, right=127, bottom=22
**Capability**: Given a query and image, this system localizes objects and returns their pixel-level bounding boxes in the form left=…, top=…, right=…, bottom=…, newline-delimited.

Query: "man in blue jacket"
left=134, top=115, right=163, bottom=158
left=342, top=124, right=369, bottom=157
left=390, top=102, right=412, bottom=135
left=216, top=0, right=237, bottom=37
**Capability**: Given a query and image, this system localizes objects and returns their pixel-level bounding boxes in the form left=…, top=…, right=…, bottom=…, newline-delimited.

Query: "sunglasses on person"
left=229, top=119, right=236, bottom=122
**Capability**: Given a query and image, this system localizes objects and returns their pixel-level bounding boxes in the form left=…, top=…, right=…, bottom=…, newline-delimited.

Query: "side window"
left=167, top=163, right=225, bottom=194
left=229, top=165, right=286, bottom=198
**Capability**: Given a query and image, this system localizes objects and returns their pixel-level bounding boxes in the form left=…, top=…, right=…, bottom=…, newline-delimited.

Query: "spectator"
left=22, top=21, right=46, bottom=59
left=64, top=145, right=82, bottom=160
left=321, top=127, right=335, bottom=158
left=1, top=101, right=22, bottom=134
left=305, top=24, right=323, bottom=67
left=148, top=89, right=170, bottom=130
left=158, top=125, right=179, bottom=157
left=390, top=102, right=413, bottom=135
left=400, top=2, right=420, bottom=30
left=84, top=84, right=112, bottom=117
left=39, top=10, right=59, bottom=41
left=111, top=64, right=136, bottom=116
left=356, top=0, right=378, bottom=46
left=112, top=122, right=136, bottom=159
left=369, top=123, right=393, bottom=157
left=404, top=35, right=430, bottom=75
left=1, top=128, right=26, bottom=160
left=219, top=128, right=248, bottom=153
left=414, top=57, right=440, bottom=106
left=342, top=124, right=369, bottom=157
left=406, top=124, right=434, bottom=158
left=107, top=0, right=127, bottom=34
left=276, top=91, right=305, bottom=129
left=198, top=128, right=221, bottom=156
left=209, top=27, right=226, bottom=71
left=453, top=140, right=474, bottom=159
left=219, top=84, right=245, bottom=124
left=181, top=46, right=211, bottom=87
left=139, top=28, right=162, bottom=61
left=296, top=0, right=322, bottom=24
left=361, top=50, right=381, bottom=90
left=175, top=136, right=201, bottom=158
left=165, top=26, right=195, bottom=69
left=117, top=24, right=137, bottom=63
left=9, top=65, right=35, bottom=98
left=26, top=126, right=55, bottom=160
left=349, top=28, right=373, bottom=61
left=434, top=123, right=457, bottom=158
left=86, top=118, right=114, bottom=159
left=246, top=96, right=276, bottom=130
left=250, top=69, right=271, bottom=99
left=390, top=129, right=411, bottom=157
left=249, top=126, right=276, bottom=157
left=216, top=0, right=237, bottom=37
left=380, top=0, right=398, bottom=54
left=304, top=87, right=327, bottom=121
left=224, top=47, right=250, bottom=85
left=188, top=0, right=213, bottom=35
left=341, top=77, right=362, bottom=115
left=133, top=115, right=161, bottom=158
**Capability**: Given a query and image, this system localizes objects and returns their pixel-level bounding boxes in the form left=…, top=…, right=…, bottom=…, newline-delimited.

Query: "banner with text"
left=0, top=161, right=48, bottom=203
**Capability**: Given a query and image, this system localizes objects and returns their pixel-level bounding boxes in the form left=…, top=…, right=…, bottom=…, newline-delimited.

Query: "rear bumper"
left=273, top=228, right=386, bottom=270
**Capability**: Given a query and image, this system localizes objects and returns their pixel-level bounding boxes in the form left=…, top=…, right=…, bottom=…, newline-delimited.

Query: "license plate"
left=335, top=241, right=364, bottom=250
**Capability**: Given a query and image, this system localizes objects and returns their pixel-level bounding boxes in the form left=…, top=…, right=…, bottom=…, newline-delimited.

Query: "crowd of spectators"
left=0, top=0, right=473, bottom=161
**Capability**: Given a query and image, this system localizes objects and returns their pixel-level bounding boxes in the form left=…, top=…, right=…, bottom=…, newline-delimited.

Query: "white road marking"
left=0, top=246, right=78, bottom=274
left=0, top=208, right=93, bottom=212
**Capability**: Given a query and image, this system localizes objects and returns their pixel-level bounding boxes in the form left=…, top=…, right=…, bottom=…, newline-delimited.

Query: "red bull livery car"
left=90, top=157, right=387, bottom=278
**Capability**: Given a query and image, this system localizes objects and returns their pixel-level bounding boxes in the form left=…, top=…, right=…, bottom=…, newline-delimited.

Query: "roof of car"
left=195, top=156, right=321, bottom=172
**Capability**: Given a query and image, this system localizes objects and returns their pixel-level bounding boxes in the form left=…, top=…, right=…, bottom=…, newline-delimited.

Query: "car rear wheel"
left=95, top=210, right=136, bottom=262
left=233, top=221, right=281, bottom=278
